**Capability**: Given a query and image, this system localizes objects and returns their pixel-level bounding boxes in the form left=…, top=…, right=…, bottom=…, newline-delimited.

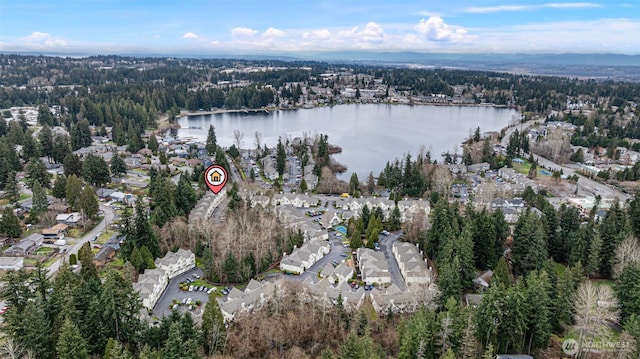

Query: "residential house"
left=392, top=242, right=432, bottom=285
left=55, top=212, right=82, bottom=226
left=280, top=239, right=330, bottom=274
left=0, top=257, right=24, bottom=271
left=370, top=283, right=437, bottom=314
left=3, top=233, right=45, bottom=256
left=134, top=249, right=196, bottom=310
left=319, top=210, right=341, bottom=229
left=321, top=262, right=355, bottom=284
left=155, top=248, right=196, bottom=279
left=357, top=248, right=391, bottom=285
left=472, top=270, right=493, bottom=290
left=217, top=280, right=275, bottom=323
left=41, top=223, right=69, bottom=241
left=467, top=162, right=490, bottom=173
left=94, top=246, right=116, bottom=266
left=449, top=163, right=467, bottom=174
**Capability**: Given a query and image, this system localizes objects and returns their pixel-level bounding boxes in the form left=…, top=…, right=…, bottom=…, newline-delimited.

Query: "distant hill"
left=294, top=51, right=640, bottom=67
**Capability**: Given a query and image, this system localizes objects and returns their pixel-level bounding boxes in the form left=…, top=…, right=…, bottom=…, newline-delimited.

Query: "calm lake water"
left=178, top=104, right=518, bottom=179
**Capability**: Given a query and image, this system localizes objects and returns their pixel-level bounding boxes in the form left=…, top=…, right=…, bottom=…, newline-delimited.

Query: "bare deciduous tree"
left=233, top=129, right=244, bottom=149
left=573, top=281, right=620, bottom=358
left=254, top=131, right=262, bottom=151
left=0, top=338, right=24, bottom=359
left=613, top=236, right=640, bottom=279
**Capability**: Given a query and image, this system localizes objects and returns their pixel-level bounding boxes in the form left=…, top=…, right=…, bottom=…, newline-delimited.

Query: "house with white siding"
left=280, top=239, right=330, bottom=274
left=392, top=242, right=432, bottom=285
left=357, top=248, right=391, bottom=285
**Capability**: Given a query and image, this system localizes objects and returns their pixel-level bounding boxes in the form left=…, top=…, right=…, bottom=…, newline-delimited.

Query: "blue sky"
left=1, top=0, right=638, bottom=55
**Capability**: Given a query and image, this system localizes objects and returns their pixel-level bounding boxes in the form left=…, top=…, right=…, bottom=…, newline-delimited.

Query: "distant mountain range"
left=8, top=50, right=639, bottom=67
left=294, top=52, right=640, bottom=67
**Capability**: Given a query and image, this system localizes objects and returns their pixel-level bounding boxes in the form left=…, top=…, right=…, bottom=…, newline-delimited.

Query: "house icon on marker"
left=210, top=171, right=222, bottom=183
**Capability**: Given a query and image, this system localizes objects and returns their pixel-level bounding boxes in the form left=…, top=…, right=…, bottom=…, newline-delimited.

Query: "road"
left=378, top=232, right=407, bottom=291
left=47, top=203, right=115, bottom=278
left=152, top=267, right=209, bottom=320
left=532, top=154, right=630, bottom=202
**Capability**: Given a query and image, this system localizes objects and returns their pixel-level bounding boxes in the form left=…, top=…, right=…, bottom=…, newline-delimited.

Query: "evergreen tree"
left=299, top=177, right=308, bottom=192
left=126, top=125, right=143, bottom=153
left=70, top=119, right=92, bottom=150
left=65, top=175, right=83, bottom=210
left=122, top=197, right=159, bottom=259
left=523, top=270, right=553, bottom=354
left=614, top=263, right=640, bottom=324
left=63, top=153, right=82, bottom=177
left=3, top=171, right=20, bottom=204
left=206, top=124, right=217, bottom=156
left=52, top=133, right=71, bottom=164
left=276, top=136, right=286, bottom=179
left=78, top=242, right=99, bottom=282
left=223, top=251, right=239, bottom=282
left=175, top=173, right=196, bottom=217
left=56, top=317, right=89, bottom=359
left=512, top=210, right=548, bottom=276
left=96, top=271, right=143, bottom=345
left=52, top=174, right=67, bottom=200
left=25, top=157, right=51, bottom=189
left=472, top=208, right=498, bottom=270
left=38, top=124, right=54, bottom=161
left=0, top=207, right=23, bottom=239
left=162, top=321, right=200, bottom=359
left=492, top=256, right=513, bottom=288
left=201, top=292, right=226, bottom=355
left=110, top=152, right=127, bottom=177
left=15, top=298, right=53, bottom=359
left=82, top=154, right=110, bottom=187
left=349, top=172, right=360, bottom=196
left=80, top=184, right=99, bottom=219
left=599, top=201, right=628, bottom=278
left=397, top=307, right=441, bottom=359
left=31, top=180, right=49, bottom=220
left=389, top=205, right=402, bottom=231
left=148, top=133, right=159, bottom=153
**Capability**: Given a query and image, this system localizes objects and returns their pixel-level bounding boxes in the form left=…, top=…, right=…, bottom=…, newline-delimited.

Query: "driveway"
left=298, top=233, right=348, bottom=283
left=378, top=232, right=407, bottom=291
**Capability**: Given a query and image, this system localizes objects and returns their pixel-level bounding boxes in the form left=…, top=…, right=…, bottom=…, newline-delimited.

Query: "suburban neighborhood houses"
left=134, top=248, right=195, bottom=310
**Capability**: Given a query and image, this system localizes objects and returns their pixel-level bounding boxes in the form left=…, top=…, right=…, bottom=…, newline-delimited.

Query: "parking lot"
left=152, top=267, right=214, bottom=319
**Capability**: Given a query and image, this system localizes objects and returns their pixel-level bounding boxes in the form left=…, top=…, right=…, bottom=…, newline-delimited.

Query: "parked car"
left=0, top=306, right=8, bottom=315
left=221, top=289, right=229, bottom=295
left=188, top=285, right=194, bottom=292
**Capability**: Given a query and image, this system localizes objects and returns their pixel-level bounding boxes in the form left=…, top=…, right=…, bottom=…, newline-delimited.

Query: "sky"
left=0, top=0, right=639, bottom=56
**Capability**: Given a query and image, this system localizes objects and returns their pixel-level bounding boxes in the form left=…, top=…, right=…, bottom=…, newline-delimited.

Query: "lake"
left=178, top=104, right=519, bottom=179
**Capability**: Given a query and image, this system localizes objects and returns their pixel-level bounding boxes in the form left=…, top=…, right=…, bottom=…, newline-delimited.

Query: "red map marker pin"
left=204, top=164, right=228, bottom=194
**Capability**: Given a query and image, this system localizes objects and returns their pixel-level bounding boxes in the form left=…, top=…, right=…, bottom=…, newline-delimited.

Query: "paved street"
left=378, top=232, right=407, bottom=291
left=47, top=203, right=115, bottom=277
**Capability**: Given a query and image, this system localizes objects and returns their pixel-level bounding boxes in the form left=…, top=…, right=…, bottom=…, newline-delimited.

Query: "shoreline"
left=180, top=102, right=517, bottom=118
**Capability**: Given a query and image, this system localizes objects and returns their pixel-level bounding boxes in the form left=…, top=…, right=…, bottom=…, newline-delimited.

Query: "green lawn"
left=35, top=246, right=54, bottom=254
left=108, top=257, right=125, bottom=268
left=68, top=228, right=87, bottom=238
left=553, top=261, right=566, bottom=276
left=43, top=256, right=58, bottom=268
left=96, top=230, right=117, bottom=244
left=512, top=162, right=532, bottom=175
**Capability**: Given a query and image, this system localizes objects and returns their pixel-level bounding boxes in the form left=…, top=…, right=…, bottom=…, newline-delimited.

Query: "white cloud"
left=464, top=5, right=532, bottom=13
left=414, top=17, right=468, bottom=42
left=182, top=32, right=198, bottom=39
left=544, top=2, right=601, bottom=8
left=415, top=10, right=441, bottom=17
left=23, top=32, right=67, bottom=48
left=302, top=29, right=332, bottom=40
left=231, top=27, right=258, bottom=37
left=263, top=27, right=285, bottom=38
left=338, top=22, right=385, bottom=44
left=210, top=40, right=220, bottom=45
